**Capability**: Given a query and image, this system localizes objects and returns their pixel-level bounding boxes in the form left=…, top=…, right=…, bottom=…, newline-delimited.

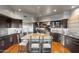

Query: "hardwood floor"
left=4, top=44, right=19, bottom=53
left=4, top=44, right=27, bottom=53
left=4, top=42, right=70, bottom=53
left=51, top=42, right=70, bottom=53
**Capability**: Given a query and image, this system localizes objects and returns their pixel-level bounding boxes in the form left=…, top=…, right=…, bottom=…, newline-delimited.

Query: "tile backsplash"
left=0, top=28, right=8, bottom=36
left=0, top=28, right=22, bottom=37
left=8, top=28, right=22, bottom=35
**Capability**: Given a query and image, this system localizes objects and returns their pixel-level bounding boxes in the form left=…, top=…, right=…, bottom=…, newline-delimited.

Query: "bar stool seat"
left=43, top=43, right=51, bottom=48
left=31, top=43, right=40, bottom=48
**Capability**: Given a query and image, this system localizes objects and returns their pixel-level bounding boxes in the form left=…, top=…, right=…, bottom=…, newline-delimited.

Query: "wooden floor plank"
left=51, top=42, right=70, bottom=53
left=4, top=42, right=70, bottom=53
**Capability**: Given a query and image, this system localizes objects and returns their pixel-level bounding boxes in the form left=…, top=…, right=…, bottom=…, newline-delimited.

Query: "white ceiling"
left=10, top=5, right=78, bottom=17
left=0, top=5, right=78, bottom=23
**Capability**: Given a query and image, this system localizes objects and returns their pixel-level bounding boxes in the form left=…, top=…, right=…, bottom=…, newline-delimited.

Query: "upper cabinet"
left=61, top=19, right=68, bottom=28
left=50, top=20, right=61, bottom=28
left=0, top=18, right=8, bottom=28
left=6, top=18, right=12, bottom=28
left=0, top=14, right=22, bottom=28
left=11, top=19, right=22, bottom=28
left=50, top=19, right=68, bottom=28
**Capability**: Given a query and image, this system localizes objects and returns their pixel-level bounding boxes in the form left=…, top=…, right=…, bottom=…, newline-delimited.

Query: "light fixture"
left=53, top=9, right=56, bottom=12
left=71, top=6, right=75, bottom=8
left=18, top=9, right=22, bottom=11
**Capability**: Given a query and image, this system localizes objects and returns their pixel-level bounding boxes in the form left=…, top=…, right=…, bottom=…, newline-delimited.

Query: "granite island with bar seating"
left=19, top=33, right=52, bottom=53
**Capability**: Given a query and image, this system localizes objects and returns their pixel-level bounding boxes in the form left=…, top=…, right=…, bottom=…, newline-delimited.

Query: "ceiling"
left=10, top=5, right=78, bottom=17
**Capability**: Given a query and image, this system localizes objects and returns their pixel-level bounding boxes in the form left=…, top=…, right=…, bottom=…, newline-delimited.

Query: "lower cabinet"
left=0, top=40, right=5, bottom=51
left=12, top=34, right=18, bottom=44
left=55, top=34, right=79, bottom=53
left=0, top=34, right=19, bottom=52
left=63, top=36, right=79, bottom=53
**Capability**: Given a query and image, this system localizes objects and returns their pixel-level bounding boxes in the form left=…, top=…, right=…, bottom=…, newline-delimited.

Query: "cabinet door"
left=3, top=36, right=11, bottom=49
left=62, top=19, right=68, bottom=28
left=12, top=34, right=18, bottom=44
left=0, top=19, right=8, bottom=28
left=0, top=40, right=5, bottom=50
left=11, top=19, right=17, bottom=28
left=19, top=20, right=22, bottom=28
left=64, top=36, right=72, bottom=48
left=6, top=18, right=12, bottom=28
left=11, top=19, right=22, bottom=28
left=9, top=36, right=13, bottom=43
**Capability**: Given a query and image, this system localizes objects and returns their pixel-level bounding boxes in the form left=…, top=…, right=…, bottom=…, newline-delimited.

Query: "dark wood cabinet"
left=6, top=18, right=12, bottom=28
left=0, top=18, right=8, bottom=28
left=50, top=20, right=61, bottom=28
left=9, top=19, right=22, bottom=28
left=0, top=40, right=5, bottom=50
left=64, top=36, right=79, bottom=53
left=50, top=19, right=68, bottom=28
left=11, top=19, right=17, bottom=28
left=11, top=34, right=18, bottom=44
left=18, top=20, right=22, bottom=28
left=0, top=14, right=22, bottom=28
left=0, top=36, right=10, bottom=51
left=52, top=34, right=79, bottom=53
left=0, top=34, right=19, bottom=52
left=61, top=19, right=68, bottom=28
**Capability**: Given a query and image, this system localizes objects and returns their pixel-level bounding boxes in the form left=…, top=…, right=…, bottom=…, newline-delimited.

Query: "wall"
left=8, top=28, right=22, bottom=35
left=0, top=28, right=8, bottom=37
left=22, top=22, right=33, bottom=33
left=68, top=8, right=79, bottom=38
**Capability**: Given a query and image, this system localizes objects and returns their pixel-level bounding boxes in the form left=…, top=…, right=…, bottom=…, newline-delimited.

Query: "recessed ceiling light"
left=71, top=6, right=75, bottom=8
left=53, top=9, right=56, bottom=12
left=18, top=9, right=22, bottom=11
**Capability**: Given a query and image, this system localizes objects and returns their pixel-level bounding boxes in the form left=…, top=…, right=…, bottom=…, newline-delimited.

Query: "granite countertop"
left=51, top=32, right=79, bottom=39
left=0, top=33, right=20, bottom=38
left=64, top=34, right=79, bottom=39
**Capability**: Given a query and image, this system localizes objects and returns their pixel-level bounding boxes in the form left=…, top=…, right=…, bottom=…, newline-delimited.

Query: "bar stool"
left=42, top=36, right=52, bottom=53
left=19, top=40, right=28, bottom=53
left=28, top=35, right=40, bottom=53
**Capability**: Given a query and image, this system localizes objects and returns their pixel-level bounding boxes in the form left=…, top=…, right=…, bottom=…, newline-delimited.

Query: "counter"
left=0, top=33, right=19, bottom=52
left=65, top=34, right=79, bottom=39
left=57, top=33, right=79, bottom=53
left=0, top=33, right=19, bottom=37
left=20, top=33, right=52, bottom=53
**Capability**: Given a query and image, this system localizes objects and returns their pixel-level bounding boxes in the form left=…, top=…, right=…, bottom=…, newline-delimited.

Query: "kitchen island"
left=19, top=33, right=52, bottom=53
